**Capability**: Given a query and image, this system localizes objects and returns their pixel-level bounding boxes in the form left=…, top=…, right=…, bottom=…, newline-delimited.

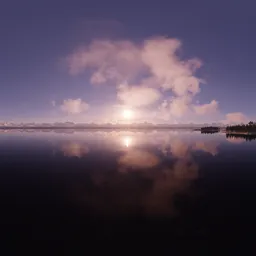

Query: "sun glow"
left=122, top=109, right=133, bottom=119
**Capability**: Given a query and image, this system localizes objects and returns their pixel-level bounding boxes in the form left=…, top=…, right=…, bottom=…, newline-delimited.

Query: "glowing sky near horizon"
left=0, top=0, right=256, bottom=124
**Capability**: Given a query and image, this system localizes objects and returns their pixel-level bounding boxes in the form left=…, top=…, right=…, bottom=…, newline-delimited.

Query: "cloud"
left=67, top=37, right=202, bottom=95
left=67, top=37, right=220, bottom=120
left=67, top=40, right=143, bottom=81
left=117, top=83, right=161, bottom=107
left=141, top=37, right=202, bottom=95
left=158, top=95, right=192, bottom=118
left=169, top=96, right=192, bottom=117
left=60, top=99, right=89, bottom=114
left=224, top=112, right=248, bottom=124
left=51, top=100, right=56, bottom=107
left=193, top=100, right=218, bottom=115
left=158, top=98, right=219, bottom=121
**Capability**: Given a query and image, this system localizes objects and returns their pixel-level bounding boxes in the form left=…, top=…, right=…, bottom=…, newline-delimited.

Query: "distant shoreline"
left=0, top=126, right=200, bottom=130
left=1, top=127, right=255, bottom=135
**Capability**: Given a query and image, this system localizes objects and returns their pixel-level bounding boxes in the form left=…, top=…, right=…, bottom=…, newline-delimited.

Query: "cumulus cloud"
left=141, top=37, right=202, bottom=95
left=158, top=95, right=192, bottom=118
left=169, top=96, right=192, bottom=117
left=193, top=100, right=218, bottom=115
left=67, top=38, right=202, bottom=93
left=117, top=83, right=161, bottom=107
left=67, top=40, right=143, bottom=81
left=60, top=99, right=89, bottom=114
left=225, top=112, right=248, bottom=124
left=67, top=37, right=221, bottom=120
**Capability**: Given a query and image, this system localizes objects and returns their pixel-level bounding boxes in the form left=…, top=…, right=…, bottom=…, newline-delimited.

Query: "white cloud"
left=67, top=37, right=202, bottom=97
left=67, top=40, right=143, bottom=82
left=193, top=100, right=218, bottom=115
left=117, top=84, right=161, bottom=107
left=158, top=95, right=192, bottom=119
left=60, top=99, right=89, bottom=114
left=224, top=112, right=248, bottom=124
left=141, top=37, right=202, bottom=96
left=169, top=96, right=192, bottom=117
left=67, top=37, right=221, bottom=120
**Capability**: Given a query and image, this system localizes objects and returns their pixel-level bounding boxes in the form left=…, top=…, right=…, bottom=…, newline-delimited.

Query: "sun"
left=122, top=109, right=133, bottom=119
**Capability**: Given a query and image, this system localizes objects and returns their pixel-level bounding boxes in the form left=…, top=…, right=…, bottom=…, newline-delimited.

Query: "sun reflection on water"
left=123, top=136, right=132, bottom=147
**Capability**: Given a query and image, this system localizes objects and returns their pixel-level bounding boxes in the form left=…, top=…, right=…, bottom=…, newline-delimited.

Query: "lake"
left=1, top=129, right=256, bottom=245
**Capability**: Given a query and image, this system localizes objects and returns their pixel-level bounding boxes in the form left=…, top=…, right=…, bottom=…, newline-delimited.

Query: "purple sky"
left=0, top=0, right=255, bottom=124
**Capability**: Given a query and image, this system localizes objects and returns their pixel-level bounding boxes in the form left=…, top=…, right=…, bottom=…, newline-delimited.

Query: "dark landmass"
left=201, top=126, right=220, bottom=133
left=226, top=121, right=256, bottom=134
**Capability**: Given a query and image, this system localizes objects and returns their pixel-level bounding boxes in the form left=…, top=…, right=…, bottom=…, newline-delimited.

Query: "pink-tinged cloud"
left=159, top=95, right=192, bottom=118
left=117, top=84, right=161, bottom=107
left=67, top=40, right=143, bottom=82
left=67, top=37, right=221, bottom=119
left=193, top=100, right=219, bottom=115
left=141, top=37, right=202, bottom=96
left=169, top=96, right=192, bottom=117
left=60, top=99, right=89, bottom=114
left=67, top=37, right=202, bottom=96
left=225, top=112, right=248, bottom=124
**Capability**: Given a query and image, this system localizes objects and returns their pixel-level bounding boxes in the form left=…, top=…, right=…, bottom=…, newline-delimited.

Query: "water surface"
left=1, top=129, right=256, bottom=242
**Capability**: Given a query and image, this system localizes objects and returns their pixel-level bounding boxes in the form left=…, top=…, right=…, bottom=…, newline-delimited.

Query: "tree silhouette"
left=226, top=121, right=256, bottom=133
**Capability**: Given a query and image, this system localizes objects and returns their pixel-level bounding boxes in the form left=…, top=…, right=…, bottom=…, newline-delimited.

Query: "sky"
left=0, top=0, right=255, bottom=124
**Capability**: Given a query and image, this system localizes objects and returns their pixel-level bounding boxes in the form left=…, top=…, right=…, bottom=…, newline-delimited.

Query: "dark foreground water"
left=1, top=129, right=256, bottom=248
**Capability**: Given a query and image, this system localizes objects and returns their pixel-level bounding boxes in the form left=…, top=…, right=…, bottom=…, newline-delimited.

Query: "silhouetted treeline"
left=226, top=121, right=256, bottom=133
left=201, top=126, right=220, bottom=133
left=226, top=133, right=256, bottom=141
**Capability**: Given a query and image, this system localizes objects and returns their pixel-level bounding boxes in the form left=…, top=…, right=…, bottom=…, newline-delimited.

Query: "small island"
left=201, top=126, right=220, bottom=133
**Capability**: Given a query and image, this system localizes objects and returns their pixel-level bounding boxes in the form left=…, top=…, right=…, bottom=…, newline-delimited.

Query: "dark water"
left=1, top=130, right=256, bottom=247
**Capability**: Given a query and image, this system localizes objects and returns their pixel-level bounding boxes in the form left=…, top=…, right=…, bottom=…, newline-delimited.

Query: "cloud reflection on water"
left=50, top=130, right=220, bottom=216
left=61, top=142, right=89, bottom=158
left=193, top=141, right=219, bottom=156
left=147, top=159, right=198, bottom=215
left=118, top=149, right=160, bottom=171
